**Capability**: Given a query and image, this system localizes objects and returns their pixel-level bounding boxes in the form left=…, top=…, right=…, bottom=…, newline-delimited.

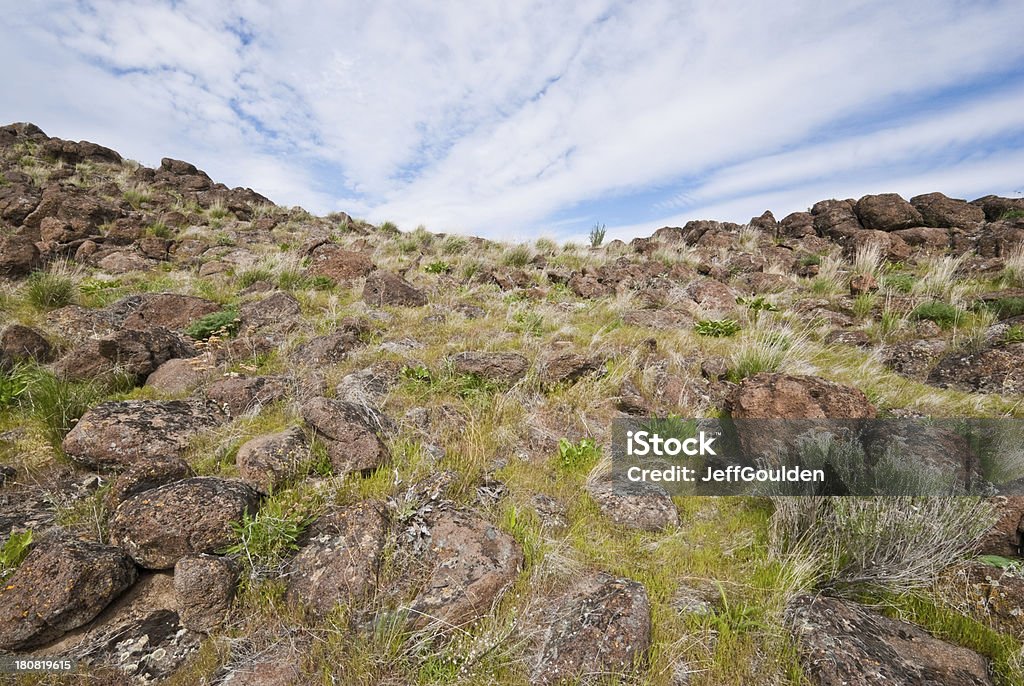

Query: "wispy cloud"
left=2, top=1, right=1023, bottom=240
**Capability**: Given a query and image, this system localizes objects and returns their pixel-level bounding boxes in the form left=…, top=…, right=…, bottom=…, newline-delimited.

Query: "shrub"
left=882, top=273, right=915, bottom=293
left=1000, top=209, right=1024, bottom=221
left=981, top=296, right=1024, bottom=320
left=0, top=530, right=33, bottom=580
left=185, top=308, right=240, bottom=341
left=770, top=496, right=994, bottom=596
left=694, top=319, right=741, bottom=337
left=729, top=329, right=805, bottom=381
left=589, top=222, right=606, bottom=248
left=799, top=254, right=822, bottom=267
left=441, top=235, right=468, bottom=255
left=237, top=267, right=274, bottom=287
left=222, top=499, right=311, bottom=582
left=424, top=260, right=452, bottom=274
left=535, top=237, right=559, bottom=255
left=146, top=222, right=173, bottom=238
left=122, top=184, right=152, bottom=209
left=910, top=300, right=962, bottom=329
left=737, top=295, right=778, bottom=324
left=25, top=271, right=76, bottom=310
left=378, top=220, right=399, bottom=235
left=1005, top=325, right=1024, bottom=343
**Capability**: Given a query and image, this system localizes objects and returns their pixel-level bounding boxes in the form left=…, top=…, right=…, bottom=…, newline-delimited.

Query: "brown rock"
left=787, top=594, right=992, bottom=686
left=811, top=199, right=862, bottom=237
left=55, top=326, right=195, bottom=384
left=409, top=508, right=523, bottom=628
left=0, top=324, right=52, bottom=365
left=927, top=342, right=1024, bottom=394
left=145, top=355, right=217, bottom=395
left=63, top=399, right=225, bottom=471
left=726, top=373, right=877, bottom=419
left=0, top=234, right=40, bottom=277
left=568, top=273, right=614, bottom=299
left=236, top=427, right=308, bottom=492
left=854, top=193, right=923, bottom=231
left=286, top=502, right=386, bottom=616
left=531, top=572, right=652, bottom=685
left=682, top=277, right=737, bottom=315
left=911, top=192, right=985, bottom=228
left=97, top=250, right=155, bottom=274
left=539, top=350, right=603, bottom=386
left=849, top=272, right=877, bottom=295
left=120, top=293, right=220, bottom=331
left=977, top=496, right=1024, bottom=557
left=892, top=226, right=951, bottom=252
left=292, top=320, right=366, bottom=365
left=301, top=397, right=388, bottom=474
left=0, top=537, right=136, bottom=650
left=307, top=244, right=375, bottom=283
left=173, top=554, right=240, bottom=633
left=110, top=477, right=260, bottom=569
left=587, top=479, right=679, bottom=531
left=106, top=456, right=195, bottom=507
left=451, top=350, right=530, bottom=383
left=206, top=375, right=290, bottom=417
left=362, top=270, right=427, bottom=307
left=881, top=340, right=946, bottom=380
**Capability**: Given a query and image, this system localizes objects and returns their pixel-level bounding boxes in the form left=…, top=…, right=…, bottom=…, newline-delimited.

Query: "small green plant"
left=208, top=200, right=231, bottom=220
left=882, top=272, right=915, bottom=294
left=910, top=300, right=962, bottom=329
left=1004, top=325, right=1024, bottom=343
left=146, top=222, right=173, bottom=238
left=510, top=310, right=544, bottom=337
left=20, top=368, right=109, bottom=451
left=799, top=254, right=822, bottom=267
left=0, top=530, right=33, bottom=580
left=185, top=308, right=240, bottom=341
left=556, top=438, right=599, bottom=472
left=852, top=292, right=877, bottom=320
left=400, top=364, right=433, bottom=384
left=1000, top=209, right=1024, bottom=221
left=981, top=297, right=1024, bottom=320
left=25, top=271, right=76, bottom=310
left=441, top=235, right=468, bottom=255
left=424, top=260, right=452, bottom=274
left=501, top=244, right=532, bottom=268
left=694, top=319, right=741, bottom=337
left=122, top=184, right=152, bottom=209
left=222, top=500, right=311, bottom=581
left=737, top=295, right=778, bottom=324
left=237, top=267, right=274, bottom=287
left=589, top=222, right=606, bottom=248
left=535, top=237, right=559, bottom=255
left=378, top=220, right=399, bottom=235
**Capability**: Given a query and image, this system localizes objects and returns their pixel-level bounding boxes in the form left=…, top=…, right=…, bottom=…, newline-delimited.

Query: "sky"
left=2, top=1, right=1024, bottom=243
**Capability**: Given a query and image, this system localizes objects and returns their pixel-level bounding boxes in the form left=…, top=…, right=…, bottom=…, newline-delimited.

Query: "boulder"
left=682, top=277, right=737, bottom=315
left=307, top=244, right=375, bottom=283
left=0, top=234, right=40, bottom=277
left=854, top=193, right=923, bottom=231
left=787, top=594, right=993, bottom=685
left=0, top=180, right=41, bottom=226
left=927, top=342, right=1024, bottom=394
left=110, top=477, right=260, bottom=569
left=911, top=192, right=986, bottom=228
left=587, top=479, right=679, bottom=531
left=451, top=351, right=530, bottom=383
left=206, top=375, right=290, bottom=417
left=236, top=427, right=308, bottom=492
left=976, top=496, right=1024, bottom=557
left=408, top=508, right=523, bottom=628
left=292, top=320, right=366, bottom=365
left=286, top=502, right=387, bottom=616
left=362, top=270, right=428, bottom=307
left=239, top=292, right=301, bottom=330
left=105, top=456, right=194, bottom=507
left=40, top=138, right=123, bottom=165
left=63, top=399, right=225, bottom=471
left=173, top=554, right=240, bottom=633
left=0, top=324, right=52, bottom=365
left=881, top=340, right=946, bottom=380
left=531, top=573, right=652, bottom=685
left=892, top=226, right=951, bottom=252
left=811, top=199, right=862, bottom=238
left=0, top=537, right=136, bottom=650
left=301, top=397, right=388, bottom=475
left=726, top=373, right=876, bottom=419
left=55, top=326, right=195, bottom=384
left=145, top=355, right=217, bottom=395
left=120, top=293, right=220, bottom=331
left=538, top=350, right=603, bottom=386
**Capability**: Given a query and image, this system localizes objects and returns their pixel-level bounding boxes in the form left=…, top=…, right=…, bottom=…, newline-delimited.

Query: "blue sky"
left=2, top=1, right=1024, bottom=242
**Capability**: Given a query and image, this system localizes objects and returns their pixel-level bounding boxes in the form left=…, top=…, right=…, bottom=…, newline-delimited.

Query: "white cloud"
left=1, top=1, right=1022, bottom=239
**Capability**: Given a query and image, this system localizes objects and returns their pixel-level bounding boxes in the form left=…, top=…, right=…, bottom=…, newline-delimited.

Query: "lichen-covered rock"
left=977, top=496, right=1024, bottom=557
left=119, top=293, right=221, bottom=331
left=286, top=501, right=386, bottom=616
left=174, top=554, right=240, bottom=633
left=301, top=397, right=388, bottom=475
left=587, top=479, right=680, bottom=532
left=787, top=594, right=993, bottom=685
left=292, top=320, right=366, bottom=365
left=408, top=508, right=523, bottom=628
left=531, top=572, right=652, bottom=685
left=927, top=342, right=1024, bottom=394
left=105, top=456, right=194, bottom=508
left=881, top=339, right=946, bottom=380
left=911, top=192, right=985, bottom=228
left=0, top=537, right=137, bottom=650
left=451, top=350, right=530, bottom=383
left=0, top=323, right=52, bottom=366
left=206, top=375, right=290, bottom=416
left=54, top=326, right=196, bottom=384
left=0, top=234, right=41, bottom=277
left=236, top=427, right=308, bottom=492
left=362, top=270, right=428, bottom=307
left=63, top=399, right=225, bottom=471
left=144, top=355, right=217, bottom=394
left=726, top=373, right=877, bottom=419
left=307, top=244, right=375, bottom=283
left=109, top=477, right=260, bottom=569
left=538, top=350, right=603, bottom=386
left=854, top=193, right=923, bottom=231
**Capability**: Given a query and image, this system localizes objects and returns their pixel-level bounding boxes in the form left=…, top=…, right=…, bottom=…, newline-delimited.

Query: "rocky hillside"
left=2, top=121, right=1024, bottom=684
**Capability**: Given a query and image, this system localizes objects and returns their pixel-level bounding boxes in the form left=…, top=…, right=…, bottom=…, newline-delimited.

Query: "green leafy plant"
left=910, top=300, right=962, bottom=329
left=999, top=209, right=1024, bottom=221
left=25, top=271, right=76, bottom=310
left=556, top=438, right=599, bottom=472
left=1004, top=325, right=1024, bottom=343
left=737, top=295, right=778, bottom=324
left=185, top=308, right=240, bottom=341
left=400, top=365, right=433, bottom=384
left=694, top=319, right=741, bottom=337
left=0, top=364, right=31, bottom=408
left=0, top=530, right=33, bottom=580
left=222, top=500, right=311, bottom=581
left=882, top=273, right=915, bottom=294
left=589, top=222, right=606, bottom=248
left=424, top=260, right=452, bottom=274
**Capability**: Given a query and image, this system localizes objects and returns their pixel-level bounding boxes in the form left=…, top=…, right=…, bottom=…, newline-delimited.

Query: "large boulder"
left=236, top=427, right=308, bottom=492
left=911, top=192, right=985, bottom=229
left=307, top=244, right=375, bottom=283
left=726, top=373, right=877, bottom=419
left=0, top=537, right=136, bottom=650
left=301, top=397, right=388, bottom=475
left=811, top=199, right=862, bottom=238
left=538, top=350, right=604, bottom=386
left=362, top=270, right=428, bottom=307
left=120, top=293, right=221, bottom=331
left=286, top=502, right=387, bottom=616
left=408, top=508, right=523, bottom=628
left=854, top=193, right=923, bottom=231
left=0, top=324, right=52, bottom=366
left=54, top=326, right=195, bottom=384
left=0, top=234, right=40, bottom=277
left=206, top=375, right=290, bottom=417
left=531, top=573, right=652, bottom=685
left=40, top=137, right=122, bottom=166
left=62, top=399, right=225, bottom=471
left=110, top=477, right=260, bottom=569
left=927, top=342, right=1024, bottom=394
left=451, top=351, right=530, bottom=383
left=173, top=554, right=240, bottom=634
left=787, top=594, right=993, bottom=685
left=0, top=179, right=42, bottom=226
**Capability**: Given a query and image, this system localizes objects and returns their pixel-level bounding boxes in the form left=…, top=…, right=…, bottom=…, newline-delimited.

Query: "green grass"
left=501, top=244, right=533, bottom=268
left=981, top=296, right=1024, bottom=320
left=999, top=209, right=1024, bottom=221
left=222, top=496, right=313, bottom=584
left=0, top=364, right=31, bottom=408
left=0, top=530, right=33, bottom=581
left=910, top=300, right=962, bottom=329
left=24, top=270, right=76, bottom=310
left=185, top=307, right=240, bottom=340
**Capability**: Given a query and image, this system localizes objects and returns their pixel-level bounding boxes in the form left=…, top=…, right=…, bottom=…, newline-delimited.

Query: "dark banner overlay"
left=610, top=418, right=1024, bottom=496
